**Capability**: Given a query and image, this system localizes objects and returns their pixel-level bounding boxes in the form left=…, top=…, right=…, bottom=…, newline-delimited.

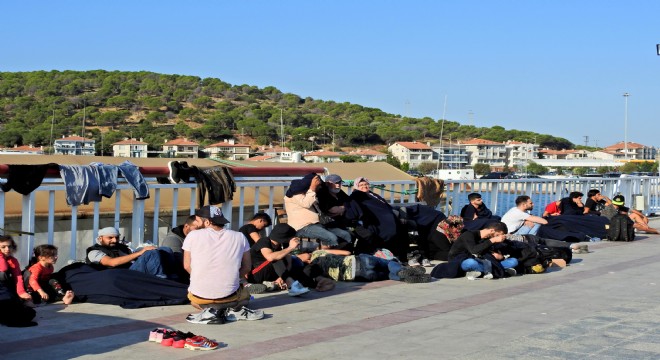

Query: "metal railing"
left=2, top=169, right=659, bottom=265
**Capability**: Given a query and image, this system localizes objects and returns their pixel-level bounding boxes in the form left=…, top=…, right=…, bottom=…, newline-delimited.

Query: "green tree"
left=619, top=162, right=638, bottom=174
left=573, top=167, right=587, bottom=176
left=526, top=161, right=548, bottom=175
left=473, top=163, right=491, bottom=176
left=417, top=162, right=438, bottom=175
left=386, top=151, right=401, bottom=169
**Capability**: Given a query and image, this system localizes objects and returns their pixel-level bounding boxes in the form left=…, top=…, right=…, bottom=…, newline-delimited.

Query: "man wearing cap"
left=609, top=195, right=659, bottom=234
left=182, top=205, right=264, bottom=322
left=86, top=227, right=176, bottom=279
left=284, top=173, right=352, bottom=248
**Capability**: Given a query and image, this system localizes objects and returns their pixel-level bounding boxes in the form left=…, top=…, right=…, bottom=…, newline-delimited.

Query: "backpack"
left=607, top=213, right=635, bottom=242
left=535, top=245, right=572, bottom=267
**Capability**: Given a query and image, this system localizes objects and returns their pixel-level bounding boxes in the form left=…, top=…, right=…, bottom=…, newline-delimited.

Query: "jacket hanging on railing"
left=0, top=163, right=58, bottom=195
left=190, top=166, right=235, bottom=206
left=117, top=161, right=150, bottom=200
left=59, top=165, right=103, bottom=206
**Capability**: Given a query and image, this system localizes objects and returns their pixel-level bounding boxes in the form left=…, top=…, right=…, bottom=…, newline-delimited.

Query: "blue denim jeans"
left=59, top=165, right=102, bottom=206
left=129, top=247, right=175, bottom=279
left=461, top=257, right=518, bottom=273
left=118, top=160, right=150, bottom=200
left=296, top=224, right=352, bottom=247
left=516, top=223, right=541, bottom=236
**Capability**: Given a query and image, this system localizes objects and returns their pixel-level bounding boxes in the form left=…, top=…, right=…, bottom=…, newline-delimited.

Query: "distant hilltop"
left=0, top=70, right=574, bottom=155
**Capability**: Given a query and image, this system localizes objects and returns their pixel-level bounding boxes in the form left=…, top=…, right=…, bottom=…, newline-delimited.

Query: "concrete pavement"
left=3, top=220, right=660, bottom=360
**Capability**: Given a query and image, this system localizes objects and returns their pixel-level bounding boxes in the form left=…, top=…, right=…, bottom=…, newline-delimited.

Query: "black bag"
left=607, top=213, right=635, bottom=242
left=536, top=245, right=572, bottom=266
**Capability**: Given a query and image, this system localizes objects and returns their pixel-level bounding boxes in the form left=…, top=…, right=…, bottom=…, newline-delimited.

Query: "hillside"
left=0, top=70, right=574, bottom=154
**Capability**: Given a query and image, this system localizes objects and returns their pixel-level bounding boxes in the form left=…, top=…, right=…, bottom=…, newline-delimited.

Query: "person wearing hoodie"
left=283, top=173, right=352, bottom=249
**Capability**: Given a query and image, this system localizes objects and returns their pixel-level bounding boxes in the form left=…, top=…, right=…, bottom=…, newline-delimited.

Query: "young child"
left=24, top=244, right=75, bottom=305
left=0, top=235, right=32, bottom=302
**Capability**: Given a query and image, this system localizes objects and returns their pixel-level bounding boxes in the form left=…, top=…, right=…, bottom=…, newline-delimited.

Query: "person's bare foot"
left=63, top=290, right=75, bottom=305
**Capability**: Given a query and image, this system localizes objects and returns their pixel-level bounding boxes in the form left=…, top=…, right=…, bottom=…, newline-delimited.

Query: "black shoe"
left=167, top=161, right=180, bottom=184
left=245, top=283, right=267, bottom=295
left=397, top=266, right=426, bottom=280
left=48, top=279, right=66, bottom=297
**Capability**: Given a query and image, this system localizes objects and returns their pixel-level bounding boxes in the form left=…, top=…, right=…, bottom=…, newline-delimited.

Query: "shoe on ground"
left=402, top=274, right=432, bottom=283
left=245, top=283, right=267, bottom=295
left=397, top=266, right=426, bottom=280
left=186, top=308, right=220, bottom=324
left=148, top=328, right=167, bottom=342
left=483, top=272, right=494, bottom=280
left=505, top=268, right=517, bottom=277
left=167, top=161, right=180, bottom=184
left=288, top=280, right=310, bottom=297
left=421, top=258, right=432, bottom=267
left=408, top=258, right=421, bottom=267
left=185, top=336, right=219, bottom=351
left=225, top=306, right=265, bottom=321
left=466, top=271, right=481, bottom=280
left=262, top=281, right=278, bottom=292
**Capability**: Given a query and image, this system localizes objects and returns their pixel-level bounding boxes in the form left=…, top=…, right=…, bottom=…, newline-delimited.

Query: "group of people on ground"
left=3, top=173, right=657, bottom=327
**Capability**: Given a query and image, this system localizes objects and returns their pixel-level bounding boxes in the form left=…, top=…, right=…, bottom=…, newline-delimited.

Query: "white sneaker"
left=288, top=280, right=310, bottom=297
left=483, top=272, right=494, bottom=280
left=225, top=306, right=264, bottom=321
left=466, top=271, right=481, bottom=280
left=408, top=258, right=421, bottom=267
left=421, top=258, right=432, bottom=267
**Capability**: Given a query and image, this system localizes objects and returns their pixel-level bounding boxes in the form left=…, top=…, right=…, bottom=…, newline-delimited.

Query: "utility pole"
left=583, top=135, right=589, bottom=147
left=623, top=93, right=629, bottom=160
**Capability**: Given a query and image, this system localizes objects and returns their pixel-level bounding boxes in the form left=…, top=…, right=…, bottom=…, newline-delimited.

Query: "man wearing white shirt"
left=501, top=196, right=548, bottom=235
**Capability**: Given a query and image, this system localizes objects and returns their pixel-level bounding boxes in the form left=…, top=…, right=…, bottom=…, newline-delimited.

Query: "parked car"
left=480, top=172, right=509, bottom=179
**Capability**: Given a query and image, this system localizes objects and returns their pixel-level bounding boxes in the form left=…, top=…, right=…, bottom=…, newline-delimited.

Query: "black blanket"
left=55, top=263, right=189, bottom=309
left=538, top=215, right=609, bottom=242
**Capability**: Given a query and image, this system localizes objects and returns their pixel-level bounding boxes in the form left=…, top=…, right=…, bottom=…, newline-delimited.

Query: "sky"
left=2, top=1, right=660, bottom=148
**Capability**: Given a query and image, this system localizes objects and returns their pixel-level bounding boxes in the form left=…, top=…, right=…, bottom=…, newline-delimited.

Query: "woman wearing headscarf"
left=427, top=215, right=464, bottom=261
left=344, top=177, right=410, bottom=261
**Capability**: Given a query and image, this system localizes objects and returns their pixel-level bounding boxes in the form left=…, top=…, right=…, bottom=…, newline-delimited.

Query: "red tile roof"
left=112, top=139, right=148, bottom=145
left=461, top=138, right=503, bottom=145
left=393, top=141, right=432, bottom=150
left=163, top=138, right=199, bottom=146
left=55, top=136, right=94, bottom=141
left=604, top=141, right=646, bottom=150
left=207, top=141, right=250, bottom=148
left=304, top=151, right=342, bottom=157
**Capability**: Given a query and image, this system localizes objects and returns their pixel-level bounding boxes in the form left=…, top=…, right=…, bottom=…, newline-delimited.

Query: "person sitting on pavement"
left=426, top=215, right=464, bottom=261
left=501, top=195, right=548, bottom=236
left=161, top=215, right=203, bottom=261
left=446, top=222, right=518, bottom=280
left=249, top=223, right=335, bottom=296
left=584, top=189, right=611, bottom=216
left=239, top=212, right=272, bottom=246
left=610, top=195, right=659, bottom=234
left=284, top=173, right=353, bottom=249
left=542, top=199, right=562, bottom=217
left=344, top=177, right=411, bottom=262
left=460, top=192, right=502, bottom=231
left=299, top=249, right=431, bottom=283
left=183, top=205, right=264, bottom=323
left=86, top=227, right=178, bottom=280
left=558, top=192, right=585, bottom=215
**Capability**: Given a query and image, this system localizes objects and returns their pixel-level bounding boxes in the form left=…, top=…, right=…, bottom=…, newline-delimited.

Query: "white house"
left=302, top=150, right=342, bottom=163
left=112, top=138, right=148, bottom=158
left=601, top=141, right=656, bottom=160
left=204, top=139, right=251, bottom=160
left=0, top=144, right=44, bottom=155
left=388, top=141, right=434, bottom=169
left=505, top=140, right=539, bottom=170
left=54, top=135, right=95, bottom=156
left=162, top=138, right=199, bottom=158
left=348, top=149, right=388, bottom=162
left=460, top=138, right=507, bottom=170
left=431, top=142, right=469, bottom=169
